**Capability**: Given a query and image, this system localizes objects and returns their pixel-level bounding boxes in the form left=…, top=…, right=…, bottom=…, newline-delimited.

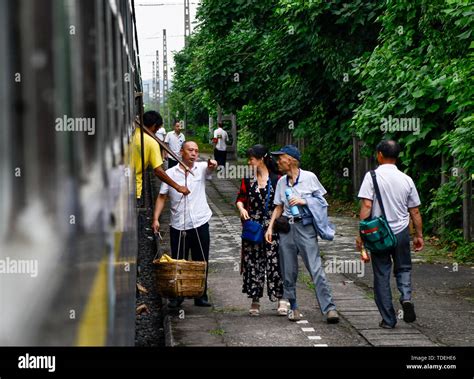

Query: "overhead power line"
left=137, top=2, right=198, bottom=6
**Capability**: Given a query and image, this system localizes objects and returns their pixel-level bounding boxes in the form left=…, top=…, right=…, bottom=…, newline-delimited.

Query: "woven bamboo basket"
left=153, top=256, right=206, bottom=298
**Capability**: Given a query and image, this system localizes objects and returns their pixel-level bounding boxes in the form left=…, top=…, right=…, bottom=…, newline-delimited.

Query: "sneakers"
left=326, top=310, right=340, bottom=324
left=288, top=309, right=303, bottom=322
left=168, top=297, right=184, bottom=308
left=402, top=301, right=416, bottom=323
left=194, top=297, right=212, bottom=307
left=288, top=309, right=339, bottom=323
left=379, top=320, right=396, bottom=329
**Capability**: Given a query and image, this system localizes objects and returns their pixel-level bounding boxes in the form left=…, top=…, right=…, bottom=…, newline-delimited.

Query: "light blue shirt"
left=274, top=169, right=327, bottom=217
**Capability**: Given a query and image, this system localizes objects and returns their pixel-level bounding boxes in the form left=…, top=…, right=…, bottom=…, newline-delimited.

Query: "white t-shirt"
left=274, top=169, right=327, bottom=217
left=155, top=127, right=166, bottom=141
left=165, top=131, right=185, bottom=158
left=358, top=164, right=421, bottom=235
left=159, top=161, right=212, bottom=230
left=213, top=127, right=229, bottom=151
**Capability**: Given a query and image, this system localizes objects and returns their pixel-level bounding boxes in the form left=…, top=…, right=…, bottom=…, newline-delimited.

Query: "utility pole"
left=155, top=50, right=161, bottom=112
left=184, top=0, right=191, bottom=46
left=184, top=0, right=191, bottom=132
left=152, top=61, right=156, bottom=107
left=162, top=29, right=169, bottom=128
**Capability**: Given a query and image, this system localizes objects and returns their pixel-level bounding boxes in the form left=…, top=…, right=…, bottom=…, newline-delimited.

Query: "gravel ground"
left=135, top=171, right=167, bottom=346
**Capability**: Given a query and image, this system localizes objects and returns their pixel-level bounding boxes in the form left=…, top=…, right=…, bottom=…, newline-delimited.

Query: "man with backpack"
left=356, top=140, right=424, bottom=329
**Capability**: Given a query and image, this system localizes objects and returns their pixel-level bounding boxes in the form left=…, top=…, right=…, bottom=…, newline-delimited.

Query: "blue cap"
left=271, top=145, right=301, bottom=162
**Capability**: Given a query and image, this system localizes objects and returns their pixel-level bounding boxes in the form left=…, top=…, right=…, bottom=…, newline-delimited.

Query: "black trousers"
left=214, top=148, right=227, bottom=167
left=170, top=222, right=210, bottom=299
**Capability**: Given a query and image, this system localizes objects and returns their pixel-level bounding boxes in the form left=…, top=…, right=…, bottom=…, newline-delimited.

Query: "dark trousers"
left=136, top=198, right=144, bottom=231
left=168, top=158, right=179, bottom=169
left=371, top=227, right=412, bottom=327
left=214, top=148, right=227, bottom=167
left=170, top=222, right=210, bottom=299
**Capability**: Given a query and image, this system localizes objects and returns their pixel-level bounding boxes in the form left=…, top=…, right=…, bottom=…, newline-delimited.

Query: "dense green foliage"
left=352, top=0, right=474, bottom=237
left=169, top=0, right=473, bottom=251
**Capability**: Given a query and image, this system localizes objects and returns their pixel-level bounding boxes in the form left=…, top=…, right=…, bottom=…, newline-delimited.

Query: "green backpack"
left=359, top=171, right=397, bottom=253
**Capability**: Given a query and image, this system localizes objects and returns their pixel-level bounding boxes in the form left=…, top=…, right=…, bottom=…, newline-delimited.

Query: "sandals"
left=249, top=300, right=289, bottom=317
left=249, top=302, right=260, bottom=317
left=277, top=300, right=288, bottom=316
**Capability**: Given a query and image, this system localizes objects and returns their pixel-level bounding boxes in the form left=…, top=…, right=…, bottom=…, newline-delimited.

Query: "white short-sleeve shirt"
left=155, top=127, right=166, bottom=141
left=213, top=128, right=229, bottom=151
left=358, top=164, right=421, bottom=234
left=165, top=131, right=185, bottom=157
left=159, top=161, right=212, bottom=230
left=274, top=169, right=327, bottom=217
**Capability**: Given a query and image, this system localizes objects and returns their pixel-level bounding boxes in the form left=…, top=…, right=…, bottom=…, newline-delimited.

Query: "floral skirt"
left=241, top=237, right=283, bottom=301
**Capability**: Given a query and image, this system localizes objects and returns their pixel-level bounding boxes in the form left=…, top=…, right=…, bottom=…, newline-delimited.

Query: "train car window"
left=78, top=0, right=99, bottom=169
left=0, top=0, right=13, bottom=241
left=7, top=2, right=28, bottom=219
left=18, top=0, right=58, bottom=214
left=97, top=0, right=110, bottom=186
left=123, top=2, right=134, bottom=148
left=65, top=0, right=88, bottom=185
left=118, top=31, right=127, bottom=162
left=122, top=0, right=133, bottom=134
left=124, top=52, right=133, bottom=152
left=113, top=13, right=125, bottom=167
left=106, top=5, right=117, bottom=168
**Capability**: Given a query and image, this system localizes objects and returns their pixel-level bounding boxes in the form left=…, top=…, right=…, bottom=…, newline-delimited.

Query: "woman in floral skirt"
left=236, top=144, right=287, bottom=316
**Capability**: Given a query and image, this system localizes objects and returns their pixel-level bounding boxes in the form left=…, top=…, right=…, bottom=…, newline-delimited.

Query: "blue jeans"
left=371, top=227, right=412, bottom=327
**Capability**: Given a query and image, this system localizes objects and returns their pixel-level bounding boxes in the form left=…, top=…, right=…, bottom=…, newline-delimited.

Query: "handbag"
left=359, top=170, right=398, bottom=253
left=241, top=220, right=265, bottom=243
left=241, top=179, right=271, bottom=243
left=274, top=216, right=290, bottom=233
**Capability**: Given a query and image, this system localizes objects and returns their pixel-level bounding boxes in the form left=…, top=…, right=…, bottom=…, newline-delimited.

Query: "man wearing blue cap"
left=265, top=145, right=339, bottom=323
